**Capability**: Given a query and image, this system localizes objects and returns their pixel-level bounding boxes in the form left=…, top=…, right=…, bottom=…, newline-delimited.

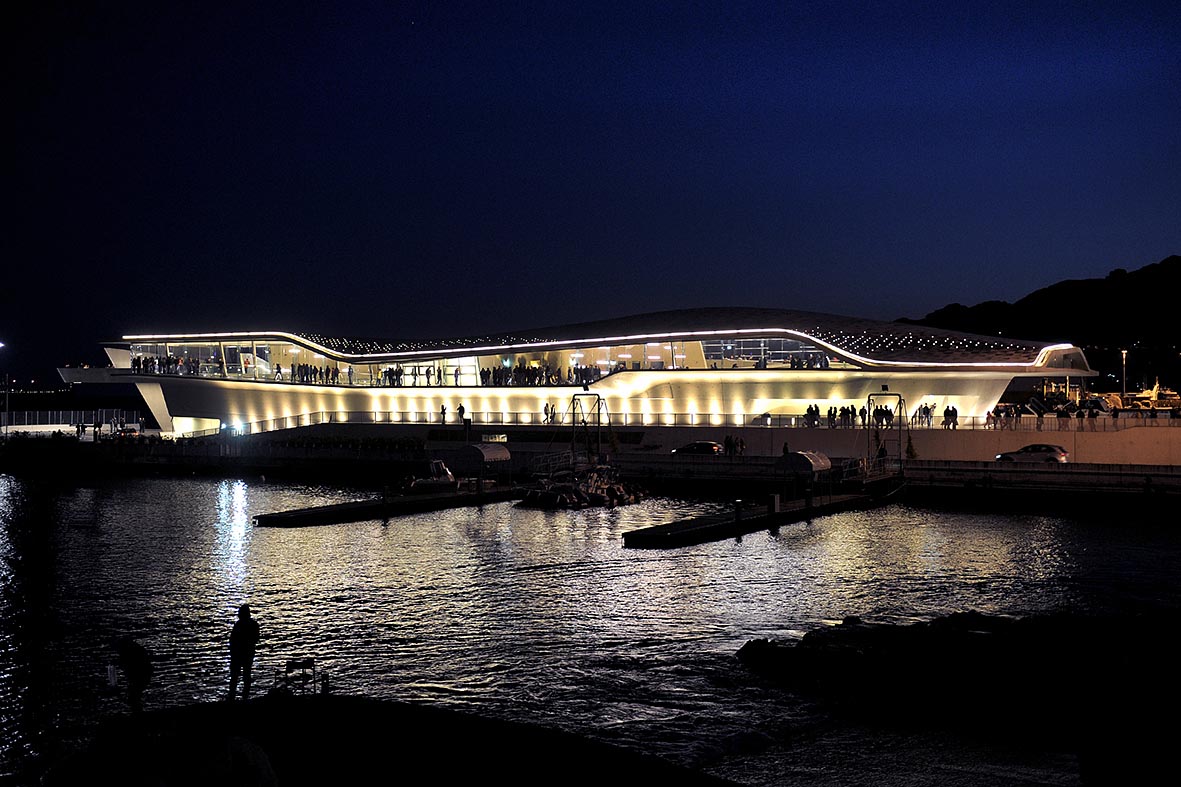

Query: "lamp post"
left=1121, top=349, right=1127, bottom=402
left=0, top=340, right=6, bottom=439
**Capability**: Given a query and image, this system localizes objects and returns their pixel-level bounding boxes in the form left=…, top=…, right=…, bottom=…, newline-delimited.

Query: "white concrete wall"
left=630, top=424, right=1181, bottom=466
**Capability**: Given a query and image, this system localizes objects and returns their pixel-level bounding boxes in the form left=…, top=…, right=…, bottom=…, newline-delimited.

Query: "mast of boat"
left=865, top=389, right=907, bottom=481
left=569, top=392, right=609, bottom=467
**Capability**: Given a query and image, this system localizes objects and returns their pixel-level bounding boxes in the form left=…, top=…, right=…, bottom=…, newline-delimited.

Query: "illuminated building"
left=59, top=308, right=1095, bottom=436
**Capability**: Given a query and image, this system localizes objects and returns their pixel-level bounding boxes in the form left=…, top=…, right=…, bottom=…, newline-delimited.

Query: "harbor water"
left=2, top=473, right=1179, bottom=784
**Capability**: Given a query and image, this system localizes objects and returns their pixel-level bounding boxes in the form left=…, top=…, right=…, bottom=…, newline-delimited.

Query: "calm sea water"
left=2, top=473, right=1179, bottom=785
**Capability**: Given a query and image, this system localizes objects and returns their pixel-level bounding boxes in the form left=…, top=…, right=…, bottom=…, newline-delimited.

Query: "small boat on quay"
left=406, top=459, right=460, bottom=494
left=517, top=464, right=644, bottom=510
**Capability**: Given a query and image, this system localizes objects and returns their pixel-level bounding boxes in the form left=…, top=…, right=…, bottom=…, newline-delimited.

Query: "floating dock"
left=253, top=487, right=524, bottom=527
left=622, top=493, right=874, bottom=548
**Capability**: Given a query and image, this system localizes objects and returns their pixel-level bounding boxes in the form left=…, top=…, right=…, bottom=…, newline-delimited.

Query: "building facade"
left=60, top=308, right=1095, bottom=436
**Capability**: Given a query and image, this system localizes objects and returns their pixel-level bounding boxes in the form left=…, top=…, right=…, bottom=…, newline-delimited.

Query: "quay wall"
left=596, top=424, right=1181, bottom=467
left=3, top=422, right=1180, bottom=474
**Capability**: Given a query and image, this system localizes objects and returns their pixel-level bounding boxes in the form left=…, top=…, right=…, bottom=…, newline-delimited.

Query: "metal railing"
left=181, top=408, right=1181, bottom=439
left=1, top=410, right=142, bottom=428
left=528, top=451, right=578, bottom=474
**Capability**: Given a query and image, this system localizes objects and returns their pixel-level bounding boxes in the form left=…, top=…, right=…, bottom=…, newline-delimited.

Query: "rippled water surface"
left=3, top=474, right=1180, bottom=784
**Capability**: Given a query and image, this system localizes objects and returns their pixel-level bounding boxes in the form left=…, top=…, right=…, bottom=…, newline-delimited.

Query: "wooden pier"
left=253, top=487, right=524, bottom=527
left=622, top=492, right=874, bottom=549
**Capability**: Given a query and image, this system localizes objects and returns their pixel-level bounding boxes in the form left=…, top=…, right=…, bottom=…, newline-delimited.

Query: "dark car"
left=671, top=441, right=724, bottom=455
left=995, top=444, right=1069, bottom=463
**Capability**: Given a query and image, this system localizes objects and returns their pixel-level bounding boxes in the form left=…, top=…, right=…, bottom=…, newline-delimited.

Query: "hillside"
left=898, top=255, right=1181, bottom=390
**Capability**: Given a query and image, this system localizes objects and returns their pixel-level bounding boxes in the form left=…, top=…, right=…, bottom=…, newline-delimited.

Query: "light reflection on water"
left=2, top=474, right=1181, bottom=781
left=213, top=479, right=251, bottom=594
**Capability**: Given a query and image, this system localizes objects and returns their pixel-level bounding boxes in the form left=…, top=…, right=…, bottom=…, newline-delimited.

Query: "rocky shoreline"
left=736, top=611, right=1178, bottom=785
left=42, top=694, right=735, bottom=786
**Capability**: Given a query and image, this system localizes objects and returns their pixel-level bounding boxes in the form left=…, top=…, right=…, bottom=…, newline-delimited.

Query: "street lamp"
left=0, top=341, right=6, bottom=438
left=1121, top=349, right=1127, bottom=402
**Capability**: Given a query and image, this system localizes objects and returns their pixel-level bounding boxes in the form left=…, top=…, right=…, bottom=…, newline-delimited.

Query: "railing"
left=112, top=368, right=601, bottom=387
left=181, top=408, right=1181, bottom=439
left=9, top=405, right=1178, bottom=437
left=1, top=410, right=142, bottom=428
left=529, top=451, right=577, bottom=474
left=108, top=363, right=856, bottom=389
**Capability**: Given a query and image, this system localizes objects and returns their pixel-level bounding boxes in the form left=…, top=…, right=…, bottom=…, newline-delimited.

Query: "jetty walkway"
left=623, top=492, right=877, bottom=548
left=253, top=486, right=523, bottom=527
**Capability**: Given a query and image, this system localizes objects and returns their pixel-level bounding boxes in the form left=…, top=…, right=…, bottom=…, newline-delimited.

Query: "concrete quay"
left=902, top=459, right=1181, bottom=495
left=5, top=420, right=1181, bottom=487
left=579, top=421, right=1181, bottom=467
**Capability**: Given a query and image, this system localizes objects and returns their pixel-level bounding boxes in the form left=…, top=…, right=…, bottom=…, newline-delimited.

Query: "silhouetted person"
left=229, top=604, right=260, bottom=700
left=115, top=637, right=152, bottom=713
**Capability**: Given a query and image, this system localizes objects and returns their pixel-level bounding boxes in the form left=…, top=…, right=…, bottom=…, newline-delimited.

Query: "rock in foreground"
left=45, top=693, right=735, bottom=786
left=737, top=611, right=1179, bottom=785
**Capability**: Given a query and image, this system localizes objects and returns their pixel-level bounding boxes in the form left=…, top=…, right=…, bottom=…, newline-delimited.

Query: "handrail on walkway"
left=175, top=408, right=1180, bottom=439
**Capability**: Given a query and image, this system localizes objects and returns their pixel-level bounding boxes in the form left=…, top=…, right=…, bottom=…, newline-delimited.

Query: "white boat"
left=407, top=460, right=459, bottom=494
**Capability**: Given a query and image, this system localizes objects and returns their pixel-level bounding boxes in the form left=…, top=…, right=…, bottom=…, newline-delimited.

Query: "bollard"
left=734, top=499, right=742, bottom=524
left=768, top=494, right=780, bottom=515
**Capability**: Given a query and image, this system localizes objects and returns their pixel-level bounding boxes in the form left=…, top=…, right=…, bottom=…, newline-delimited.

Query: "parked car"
left=671, top=441, right=724, bottom=455
left=994, top=444, right=1069, bottom=463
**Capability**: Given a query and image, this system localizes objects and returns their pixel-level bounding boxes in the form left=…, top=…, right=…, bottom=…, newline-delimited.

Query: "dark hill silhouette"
left=899, top=255, right=1181, bottom=391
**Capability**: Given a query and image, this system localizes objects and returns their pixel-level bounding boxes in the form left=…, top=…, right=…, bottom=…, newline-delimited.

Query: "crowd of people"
left=131, top=354, right=194, bottom=375
left=801, top=403, right=900, bottom=428
left=284, top=363, right=349, bottom=385
left=788, top=352, right=831, bottom=369
left=479, top=362, right=611, bottom=387
left=795, top=402, right=962, bottom=429
left=130, top=352, right=845, bottom=389
left=984, top=404, right=1027, bottom=430
left=722, top=435, right=746, bottom=455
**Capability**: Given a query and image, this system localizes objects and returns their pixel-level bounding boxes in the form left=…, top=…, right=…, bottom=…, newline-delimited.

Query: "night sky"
left=5, top=1, right=1179, bottom=382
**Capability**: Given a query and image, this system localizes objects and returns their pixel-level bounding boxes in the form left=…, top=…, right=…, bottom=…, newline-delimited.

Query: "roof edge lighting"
left=121, top=329, right=1085, bottom=371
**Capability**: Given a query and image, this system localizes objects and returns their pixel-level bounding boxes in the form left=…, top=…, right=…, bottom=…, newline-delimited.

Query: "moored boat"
left=406, top=459, right=460, bottom=494
left=517, top=465, right=643, bottom=510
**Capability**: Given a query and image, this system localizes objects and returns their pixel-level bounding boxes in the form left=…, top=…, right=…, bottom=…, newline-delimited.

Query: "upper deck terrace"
left=105, top=307, right=1092, bottom=389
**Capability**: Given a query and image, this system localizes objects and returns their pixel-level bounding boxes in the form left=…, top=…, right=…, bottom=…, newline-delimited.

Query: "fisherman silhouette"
left=229, top=604, right=260, bottom=700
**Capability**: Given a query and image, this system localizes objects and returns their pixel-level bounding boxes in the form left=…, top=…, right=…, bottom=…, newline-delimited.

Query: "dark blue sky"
left=5, top=1, right=1179, bottom=380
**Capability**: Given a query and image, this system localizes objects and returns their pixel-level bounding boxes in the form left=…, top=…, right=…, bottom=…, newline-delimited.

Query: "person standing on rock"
left=229, top=604, right=260, bottom=700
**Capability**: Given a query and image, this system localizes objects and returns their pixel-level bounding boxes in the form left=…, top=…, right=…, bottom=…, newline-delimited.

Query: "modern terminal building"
left=59, top=308, right=1095, bottom=437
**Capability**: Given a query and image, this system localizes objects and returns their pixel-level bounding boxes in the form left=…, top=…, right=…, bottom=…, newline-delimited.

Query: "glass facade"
left=124, top=334, right=861, bottom=389
left=699, top=336, right=856, bottom=369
